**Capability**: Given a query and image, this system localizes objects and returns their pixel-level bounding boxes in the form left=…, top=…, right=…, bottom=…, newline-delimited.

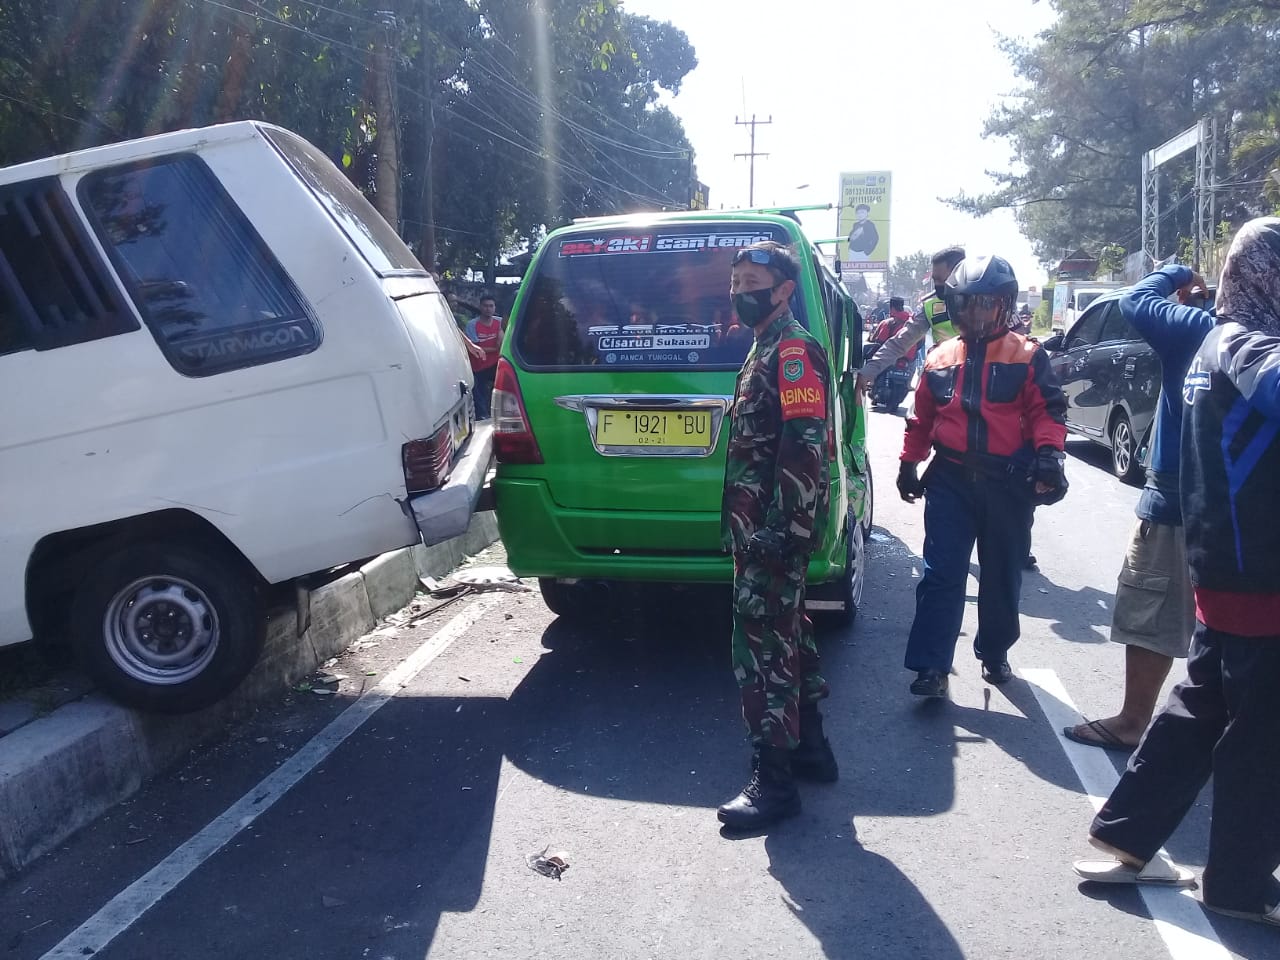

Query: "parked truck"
left=1050, top=280, right=1125, bottom=332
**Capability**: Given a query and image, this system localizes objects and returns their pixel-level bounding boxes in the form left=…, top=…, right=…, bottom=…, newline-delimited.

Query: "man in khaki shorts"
left=1064, top=264, right=1214, bottom=750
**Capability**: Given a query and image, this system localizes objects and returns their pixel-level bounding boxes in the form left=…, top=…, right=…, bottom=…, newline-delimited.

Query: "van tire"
left=537, top=578, right=612, bottom=621
left=811, top=512, right=865, bottom=630
left=859, top=465, right=874, bottom=539
left=69, top=541, right=263, bottom=713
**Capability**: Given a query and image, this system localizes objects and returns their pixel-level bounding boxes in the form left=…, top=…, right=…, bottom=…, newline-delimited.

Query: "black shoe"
left=792, top=706, right=839, bottom=783
left=909, top=670, right=949, bottom=698
left=1023, top=554, right=1038, bottom=570
left=718, top=745, right=801, bottom=830
left=982, top=660, right=1014, bottom=685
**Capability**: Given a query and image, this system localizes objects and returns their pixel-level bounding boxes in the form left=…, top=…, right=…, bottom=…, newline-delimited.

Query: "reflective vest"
left=922, top=293, right=958, bottom=342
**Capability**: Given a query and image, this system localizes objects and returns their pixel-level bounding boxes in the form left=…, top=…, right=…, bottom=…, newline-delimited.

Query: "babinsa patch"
left=777, top=338, right=826, bottom=420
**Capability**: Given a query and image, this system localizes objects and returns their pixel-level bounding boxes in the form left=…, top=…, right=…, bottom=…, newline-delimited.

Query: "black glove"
left=897, top=461, right=925, bottom=503
left=744, top=527, right=788, bottom=565
left=1031, top=446, right=1068, bottom=505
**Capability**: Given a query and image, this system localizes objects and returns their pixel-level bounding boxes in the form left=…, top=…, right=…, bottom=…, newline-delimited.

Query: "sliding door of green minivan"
left=493, top=218, right=807, bottom=582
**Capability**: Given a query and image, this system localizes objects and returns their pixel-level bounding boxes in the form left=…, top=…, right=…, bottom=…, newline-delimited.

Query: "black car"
left=1042, top=284, right=1217, bottom=482
left=1042, top=291, right=1158, bottom=482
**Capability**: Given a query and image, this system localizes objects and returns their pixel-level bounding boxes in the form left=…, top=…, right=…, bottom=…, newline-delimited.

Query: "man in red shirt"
left=872, top=297, right=913, bottom=348
left=464, top=295, right=504, bottom=419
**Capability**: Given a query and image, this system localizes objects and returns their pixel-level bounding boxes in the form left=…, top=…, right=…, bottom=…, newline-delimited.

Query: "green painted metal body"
left=493, top=212, right=869, bottom=586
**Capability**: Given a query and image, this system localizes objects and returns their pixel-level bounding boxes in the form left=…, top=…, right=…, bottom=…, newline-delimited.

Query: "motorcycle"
left=862, top=342, right=914, bottom=411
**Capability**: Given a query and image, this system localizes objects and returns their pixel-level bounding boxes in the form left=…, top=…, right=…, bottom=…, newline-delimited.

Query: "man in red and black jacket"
left=896, top=255, right=1068, bottom=697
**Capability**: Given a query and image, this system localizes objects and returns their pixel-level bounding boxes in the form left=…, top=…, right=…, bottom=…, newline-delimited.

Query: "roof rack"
left=571, top=202, right=833, bottom=224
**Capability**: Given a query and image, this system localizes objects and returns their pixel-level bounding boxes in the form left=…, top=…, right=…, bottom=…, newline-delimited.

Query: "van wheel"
left=1110, top=412, right=1142, bottom=483
left=812, top=513, right=865, bottom=630
left=69, top=541, right=262, bottom=713
left=859, top=465, right=875, bottom=539
left=537, top=578, right=610, bottom=621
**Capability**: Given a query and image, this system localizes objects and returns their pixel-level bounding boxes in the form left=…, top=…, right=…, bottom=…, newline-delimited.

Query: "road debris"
left=452, top=566, right=531, bottom=592
left=525, top=846, right=570, bottom=880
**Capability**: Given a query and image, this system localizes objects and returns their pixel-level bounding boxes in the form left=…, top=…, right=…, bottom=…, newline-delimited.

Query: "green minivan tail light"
left=492, top=358, right=543, bottom=464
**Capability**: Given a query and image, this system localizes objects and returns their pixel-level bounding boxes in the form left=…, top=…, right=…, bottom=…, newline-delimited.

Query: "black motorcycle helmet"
left=942, top=255, right=1019, bottom=338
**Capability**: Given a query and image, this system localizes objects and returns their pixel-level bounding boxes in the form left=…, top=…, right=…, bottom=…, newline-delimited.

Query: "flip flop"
left=1062, top=719, right=1138, bottom=753
left=1202, top=901, right=1280, bottom=927
left=1073, top=854, right=1198, bottom=888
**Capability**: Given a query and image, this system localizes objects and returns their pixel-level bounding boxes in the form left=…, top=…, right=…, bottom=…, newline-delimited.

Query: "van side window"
left=0, top=178, right=136, bottom=356
left=80, top=156, right=319, bottom=377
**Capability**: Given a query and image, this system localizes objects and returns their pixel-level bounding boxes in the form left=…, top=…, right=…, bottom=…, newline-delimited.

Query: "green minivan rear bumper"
left=494, top=476, right=845, bottom=585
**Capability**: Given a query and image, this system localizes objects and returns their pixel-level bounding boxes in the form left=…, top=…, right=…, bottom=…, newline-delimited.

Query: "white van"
left=0, top=122, right=491, bottom=712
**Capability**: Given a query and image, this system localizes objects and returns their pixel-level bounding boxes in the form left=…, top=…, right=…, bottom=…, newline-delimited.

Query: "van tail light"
left=402, top=422, right=453, bottom=494
left=492, top=358, right=543, bottom=464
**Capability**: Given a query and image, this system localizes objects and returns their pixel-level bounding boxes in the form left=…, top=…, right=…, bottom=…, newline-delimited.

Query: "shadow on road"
left=967, top=560, right=1117, bottom=645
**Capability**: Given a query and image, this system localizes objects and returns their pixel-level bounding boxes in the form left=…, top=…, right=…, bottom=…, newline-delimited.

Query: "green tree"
left=949, top=0, right=1280, bottom=263
left=0, top=0, right=699, bottom=279
left=888, top=250, right=932, bottom=299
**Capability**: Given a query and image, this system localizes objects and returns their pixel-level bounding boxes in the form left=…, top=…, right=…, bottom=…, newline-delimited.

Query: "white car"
left=0, top=122, right=491, bottom=711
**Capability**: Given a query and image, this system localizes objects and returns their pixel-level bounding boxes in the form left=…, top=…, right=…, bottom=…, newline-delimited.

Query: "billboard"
left=837, top=171, right=892, bottom=272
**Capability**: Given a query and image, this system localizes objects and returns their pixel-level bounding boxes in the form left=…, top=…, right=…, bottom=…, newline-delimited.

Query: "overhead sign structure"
left=837, top=171, right=891, bottom=273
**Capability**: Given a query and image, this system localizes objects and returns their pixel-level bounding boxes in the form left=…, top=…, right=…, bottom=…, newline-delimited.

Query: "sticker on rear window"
left=653, top=232, right=773, bottom=252
left=559, top=236, right=652, bottom=257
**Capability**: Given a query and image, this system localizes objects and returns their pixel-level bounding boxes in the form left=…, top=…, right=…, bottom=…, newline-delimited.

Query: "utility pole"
left=372, top=8, right=401, bottom=232
left=734, top=114, right=771, bottom=206
left=419, top=24, right=436, bottom=269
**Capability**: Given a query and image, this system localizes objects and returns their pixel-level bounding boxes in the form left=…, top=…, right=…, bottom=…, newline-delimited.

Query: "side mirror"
left=1041, top=334, right=1065, bottom=353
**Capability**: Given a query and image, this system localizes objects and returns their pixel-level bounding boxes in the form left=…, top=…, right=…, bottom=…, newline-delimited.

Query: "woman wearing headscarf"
left=1071, top=218, right=1280, bottom=928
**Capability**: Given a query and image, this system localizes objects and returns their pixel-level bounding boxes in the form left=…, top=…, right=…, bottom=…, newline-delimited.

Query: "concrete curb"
left=0, top=512, right=500, bottom=878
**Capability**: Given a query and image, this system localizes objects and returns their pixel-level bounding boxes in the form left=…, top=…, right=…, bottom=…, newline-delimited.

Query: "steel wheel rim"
left=1114, top=419, right=1132, bottom=475
left=103, top=575, right=220, bottom=684
left=848, top=520, right=866, bottom=611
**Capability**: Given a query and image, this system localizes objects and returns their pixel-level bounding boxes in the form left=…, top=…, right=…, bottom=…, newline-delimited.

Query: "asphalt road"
left=1, top=413, right=1275, bottom=960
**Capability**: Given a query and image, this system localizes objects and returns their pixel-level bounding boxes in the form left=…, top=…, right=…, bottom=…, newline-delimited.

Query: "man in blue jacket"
left=1073, top=217, right=1280, bottom=926
left=1063, top=265, right=1214, bottom=750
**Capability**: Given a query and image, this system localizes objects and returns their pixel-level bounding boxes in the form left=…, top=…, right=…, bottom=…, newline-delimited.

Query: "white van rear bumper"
left=409, top=422, right=494, bottom=547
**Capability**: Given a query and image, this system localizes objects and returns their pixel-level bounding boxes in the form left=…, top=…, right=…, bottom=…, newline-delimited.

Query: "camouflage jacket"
left=721, top=311, right=831, bottom=557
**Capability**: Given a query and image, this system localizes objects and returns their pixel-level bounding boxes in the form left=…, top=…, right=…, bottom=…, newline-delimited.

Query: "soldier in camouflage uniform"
left=717, top=241, right=838, bottom=831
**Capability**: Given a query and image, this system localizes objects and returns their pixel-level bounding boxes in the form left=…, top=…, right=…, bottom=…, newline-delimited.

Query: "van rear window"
left=263, top=127, right=422, bottom=277
left=81, top=156, right=319, bottom=376
left=513, top=225, right=804, bottom=370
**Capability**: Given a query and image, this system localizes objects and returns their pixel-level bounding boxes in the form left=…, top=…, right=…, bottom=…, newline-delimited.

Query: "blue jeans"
left=904, top=460, right=1033, bottom=673
left=473, top=366, right=495, bottom=420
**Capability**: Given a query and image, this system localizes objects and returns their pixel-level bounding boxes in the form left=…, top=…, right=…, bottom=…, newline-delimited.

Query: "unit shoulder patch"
left=777, top=338, right=826, bottom=420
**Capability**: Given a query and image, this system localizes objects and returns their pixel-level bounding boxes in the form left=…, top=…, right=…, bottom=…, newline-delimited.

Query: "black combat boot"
left=791, top=705, right=839, bottom=782
left=718, top=745, right=801, bottom=830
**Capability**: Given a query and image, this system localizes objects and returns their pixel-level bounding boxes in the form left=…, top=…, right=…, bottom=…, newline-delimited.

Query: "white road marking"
left=1021, top=668, right=1231, bottom=960
left=41, top=593, right=508, bottom=960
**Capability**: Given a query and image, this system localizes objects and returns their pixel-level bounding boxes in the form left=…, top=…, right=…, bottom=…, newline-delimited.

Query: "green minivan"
left=490, top=212, right=872, bottom=623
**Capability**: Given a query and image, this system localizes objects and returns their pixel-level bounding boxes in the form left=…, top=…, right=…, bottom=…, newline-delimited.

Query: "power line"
left=465, top=49, right=688, bottom=160
left=481, top=26, right=689, bottom=154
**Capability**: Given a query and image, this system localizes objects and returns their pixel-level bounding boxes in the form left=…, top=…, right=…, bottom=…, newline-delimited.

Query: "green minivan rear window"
left=513, top=223, right=806, bottom=370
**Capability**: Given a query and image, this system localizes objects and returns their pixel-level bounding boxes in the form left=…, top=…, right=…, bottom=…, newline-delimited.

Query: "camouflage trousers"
left=731, top=552, right=830, bottom=750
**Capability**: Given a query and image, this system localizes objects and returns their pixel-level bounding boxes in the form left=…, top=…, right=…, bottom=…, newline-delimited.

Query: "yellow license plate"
left=595, top=408, right=713, bottom=448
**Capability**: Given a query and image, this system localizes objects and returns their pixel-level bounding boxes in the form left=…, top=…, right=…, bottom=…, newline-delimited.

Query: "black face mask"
left=934, top=283, right=947, bottom=300
left=732, top=285, right=779, bottom=327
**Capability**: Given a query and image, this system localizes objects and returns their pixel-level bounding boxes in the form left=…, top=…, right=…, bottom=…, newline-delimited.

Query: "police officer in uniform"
left=718, top=241, right=837, bottom=830
left=857, top=246, right=967, bottom=397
